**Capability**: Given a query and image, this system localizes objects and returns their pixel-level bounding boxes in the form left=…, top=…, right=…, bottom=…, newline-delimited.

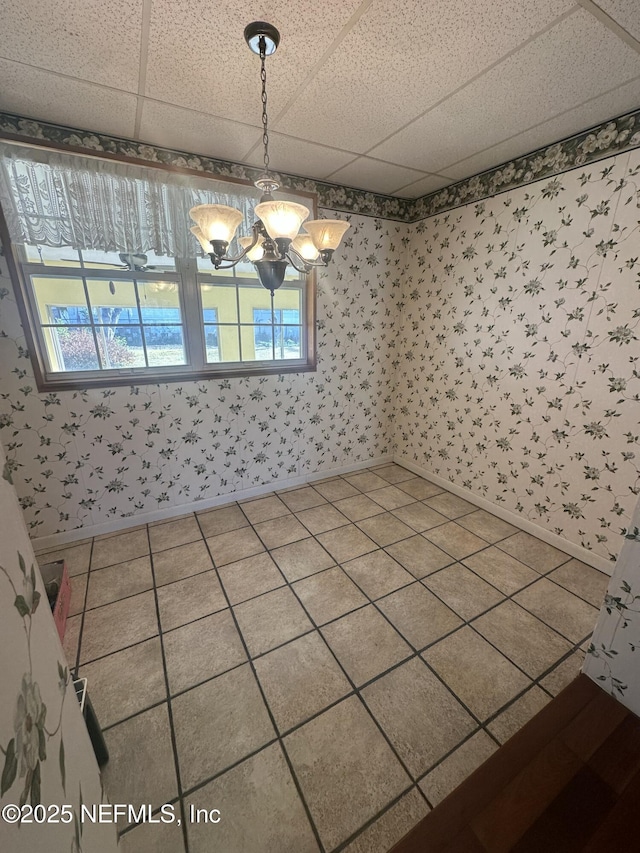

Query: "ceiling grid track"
left=134, top=0, right=153, bottom=139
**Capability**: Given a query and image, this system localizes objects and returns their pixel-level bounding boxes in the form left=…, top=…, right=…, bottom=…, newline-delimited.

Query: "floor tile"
left=296, top=504, right=350, bottom=534
left=206, top=527, right=264, bottom=566
left=386, top=535, right=453, bottom=579
left=86, top=556, right=153, bottom=610
left=313, top=478, right=360, bottom=501
left=173, top=663, right=275, bottom=790
left=548, top=559, right=610, bottom=607
left=514, top=578, right=599, bottom=642
left=497, top=531, right=569, bottom=573
left=217, top=552, right=285, bottom=605
left=79, top=637, right=166, bottom=728
left=278, top=486, right=327, bottom=512
left=378, top=583, right=463, bottom=649
left=254, top=632, right=351, bottom=732
left=356, top=513, right=415, bottom=547
left=362, top=657, right=476, bottom=778
left=102, top=704, right=177, bottom=824
left=424, top=492, right=477, bottom=519
left=149, top=516, right=201, bottom=553
left=197, top=504, right=248, bottom=537
left=343, top=788, right=429, bottom=853
left=270, top=537, right=335, bottom=583
left=157, top=568, right=227, bottom=631
left=80, top=590, right=158, bottom=663
left=37, top=541, right=92, bottom=576
left=487, top=686, right=551, bottom=744
left=344, top=470, right=389, bottom=493
left=152, top=539, right=213, bottom=587
left=374, top=464, right=416, bottom=484
left=474, top=597, right=574, bottom=676
left=424, top=563, right=505, bottom=620
left=284, top=696, right=410, bottom=851
left=68, top=573, right=87, bottom=616
left=456, top=509, right=518, bottom=543
left=419, top=731, right=497, bottom=807
left=424, top=522, right=489, bottom=560
left=342, top=549, right=414, bottom=600
left=186, top=744, right=319, bottom=853
left=234, top=586, right=312, bottom=657
left=391, top=502, right=448, bottom=532
left=316, top=524, right=378, bottom=563
left=322, top=605, right=412, bottom=687
left=62, top=614, right=81, bottom=668
left=423, top=627, right=531, bottom=721
left=164, top=609, right=246, bottom=695
left=241, top=495, right=290, bottom=524
left=333, top=493, right=386, bottom=522
left=540, top=650, right=585, bottom=696
left=369, top=485, right=416, bottom=511
left=91, top=528, right=149, bottom=569
left=463, top=547, right=538, bottom=594
left=397, top=478, right=443, bottom=500
left=293, top=567, right=367, bottom=625
left=119, top=819, right=185, bottom=853
left=254, top=515, right=309, bottom=549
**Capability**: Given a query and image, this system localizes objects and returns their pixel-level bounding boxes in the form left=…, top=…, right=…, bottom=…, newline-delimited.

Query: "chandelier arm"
left=286, top=247, right=329, bottom=272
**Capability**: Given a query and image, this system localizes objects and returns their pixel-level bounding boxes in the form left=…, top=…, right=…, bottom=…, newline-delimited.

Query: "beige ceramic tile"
left=424, top=564, right=505, bottom=620
left=163, top=609, right=246, bottom=695
left=172, top=664, right=275, bottom=790
left=378, top=583, right=462, bottom=649
left=240, top=495, right=290, bottom=524
left=80, top=590, right=158, bottom=663
left=270, top=537, right=335, bottom=583
left=456, top=510, right=518, bottom=543
left=68, top=573, right=87, bottom=616
left=333, top=493, right=386, bottom=522
left=356, top=513, right=416, bottom=547
left=322, top=605, right=412, bottom=686
left=185, top=744, right=319, bottom=853
left=463, top=547, right=538, bottom=594
left=497, top=531, right=570, bottom=573
left=254, top=632, right=351, bottom=732
left=119, top=818, right=185, bottom=853
left=254, top=515, right=309, bottom=549
left=278, top=486, right=327, bottom=512
left=234, top=586, right=312, bottom=657
left=217, top=552, right=285, bottom=606
left=342, top=549, right=414, bottom=599
left=316, top=524, right=378, bottom=563
left=424, top=522, right=489, bottom=560
left=392, top=502, right=448, bottom=532
left=156, top=568, right=227, bottom=631
left=62, top=614, right=81, bottom=668
left=91, top=528, right=149, bottom=569
left=548, top=559, right=610, bottom=607
left=386, top=535, right=453, bottom=578
left=419, top=730, right=498, bottom=806
left=197, top=504, right=249, bottom=538
left=296, top=504, right=350, bottom=534
left=514, top=578, right=599, bottom=643
left=487, top=687, right=551, bottom=744
left=206, top=527, right=265, bottom=567
left=540, top=650, right=585, bottom=696
left=344, top=470, right=389, bottom=493
left=369, top=485, right=416, bottom=511
left=374, top=465, right=416, bottom=484
left=86, top=556, right=153, bottom=610
left=284, top=696, right=410, bottom=851
left=293, top=567, right=368, bottom=626
left=343, top=788, right=429, bottom=853
left=152, top=539, right=213, bottom=587
left=423, top=627, right=531, bottom=721
left=397, top=478, right=444, bottom=500
left=37, top=541, right=92, bottom=576
left=362, top=657, right=476, bottom=777
left=149, top=516, right=201, bottom=552
left=424, top=492, right=477, bottom=519
left=313, top=478, right=360, bottom=501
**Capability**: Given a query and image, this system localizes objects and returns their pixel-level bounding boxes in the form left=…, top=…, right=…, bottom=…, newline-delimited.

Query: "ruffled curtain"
left=0, top=142, right=260, bottom=257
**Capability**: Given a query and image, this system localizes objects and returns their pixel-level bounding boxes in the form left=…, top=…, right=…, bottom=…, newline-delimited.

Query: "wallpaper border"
left=1, top=106, right=640, bottom=223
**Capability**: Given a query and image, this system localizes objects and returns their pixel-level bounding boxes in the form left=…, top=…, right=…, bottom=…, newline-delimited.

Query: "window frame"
left=0, top=136, right=317, bottom=391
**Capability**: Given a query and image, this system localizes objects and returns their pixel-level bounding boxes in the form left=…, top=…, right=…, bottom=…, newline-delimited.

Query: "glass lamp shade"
left=239, top=235, right=264, bottom=261
left=291, top=232, right=319, bottom=260
left=190, top=225, right=212, bottom=254
left=189, top=204, right=244, bottom=244
left=305, top=219, right=351, bottom=251
left=254, top=200, right=310, bottom=240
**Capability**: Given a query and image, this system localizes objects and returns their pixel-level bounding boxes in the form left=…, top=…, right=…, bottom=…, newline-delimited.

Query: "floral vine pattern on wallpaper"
left=0, top=215, right=405, bottom=538
left=395, top=153, right=640, bottom=563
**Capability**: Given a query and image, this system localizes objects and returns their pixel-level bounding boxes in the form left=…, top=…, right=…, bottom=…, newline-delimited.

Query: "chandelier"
left=189, top=22, right=350, bottom=294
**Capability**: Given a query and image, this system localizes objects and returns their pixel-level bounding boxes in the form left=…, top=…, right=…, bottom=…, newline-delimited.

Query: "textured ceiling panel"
left=275, top=0, right=574, bottom=151
left=326, top=156, right=427, bottom=194
left=145, top=0, right=362, bottom=122
left=243, top=132, right=355, bottom=180
left=0, top=0, right=142, bottom=91
left=392, top=173, right=453, bottom=198
left=0, top=59, right=138, bottom=138
left=368, top=8, right=640, bottom=173
left=594, top=0, right=640, bottom=41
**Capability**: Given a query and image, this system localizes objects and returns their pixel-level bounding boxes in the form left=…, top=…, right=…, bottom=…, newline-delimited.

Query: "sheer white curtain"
left=0, top=141, right=260, bottom=257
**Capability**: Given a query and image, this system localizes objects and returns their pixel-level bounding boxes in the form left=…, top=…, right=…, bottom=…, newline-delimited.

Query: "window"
left=0, top=141, right=316, bottom=390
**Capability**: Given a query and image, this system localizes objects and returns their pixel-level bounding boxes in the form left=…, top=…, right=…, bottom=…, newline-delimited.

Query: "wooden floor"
left=392, top=674, right=640, bottom=852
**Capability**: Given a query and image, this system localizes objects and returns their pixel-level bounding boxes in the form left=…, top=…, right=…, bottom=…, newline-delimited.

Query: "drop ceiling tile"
left=326, top=157, right=427, bottom=195
left=595, top=0, right=640, bottom=41
left=145, top=0, right=362, bottom=121
left=139, top=100, right=262, bottom=162
left=276, top=0, right=574, bottom=151
left=368, top=8, right=640, bottom=173
left=0, top=0, right=141, bottom=90
left=0, top=60, right=137, bottom=138
left=393, top=174, right=453, bottom=198
left=443, top=76, right=640, bottom=181
left=244, top=133, right=355, bottom=181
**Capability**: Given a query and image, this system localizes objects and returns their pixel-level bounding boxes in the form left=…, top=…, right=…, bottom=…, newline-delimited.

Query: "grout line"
left=72, top=537, right=94, bottom=677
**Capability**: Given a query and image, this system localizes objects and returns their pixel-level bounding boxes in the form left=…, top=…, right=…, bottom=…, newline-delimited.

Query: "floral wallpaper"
left=0, top=213, right=405, bottom=540
left=584, top=496, right=640, bottom=716
left=394, top=148, right=640, bottom=564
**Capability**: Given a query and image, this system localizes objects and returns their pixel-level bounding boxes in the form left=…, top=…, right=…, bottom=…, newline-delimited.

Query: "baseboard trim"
left=31, top=454, right=393, bottom=552
left=393, top=455, right=614, bottom=576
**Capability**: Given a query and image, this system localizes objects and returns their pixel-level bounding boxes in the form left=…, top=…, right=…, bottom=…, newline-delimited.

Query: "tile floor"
left=36, top=463, right=610, bottom=853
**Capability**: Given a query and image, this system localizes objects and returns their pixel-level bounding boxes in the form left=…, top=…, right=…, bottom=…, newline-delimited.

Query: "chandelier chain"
left=259, top=38, right=270, bottom=175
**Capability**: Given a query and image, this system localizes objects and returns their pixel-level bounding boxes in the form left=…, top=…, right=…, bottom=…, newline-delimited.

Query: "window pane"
left=252, top=325, right=274, bottom=360
left=204, top=324, right=220, bottom=363
left=79, top=249, right=176, bottom=272
left=96, top=326, right=146, bottom=368
left=273, top=286, right=303, bottom=316
left=31, top=276, right=90, bottom=325
left=201, top=282, right=238, bottom=323
left=137, top=280, right=181, bottom=315
left=86, top=279, right=140, bottom=324
left=275, top=326, right=302, bottom=359
left=47, top=327, right=100, bottom=372
left=24, top=245, right=81, bottom=267
left=253, top=308, right=275, bottom=324
left=143, top=326, right=187, bottom=366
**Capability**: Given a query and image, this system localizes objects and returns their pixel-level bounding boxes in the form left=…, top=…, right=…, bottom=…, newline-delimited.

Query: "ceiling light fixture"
left=189, top=21, right=350, bottom=294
